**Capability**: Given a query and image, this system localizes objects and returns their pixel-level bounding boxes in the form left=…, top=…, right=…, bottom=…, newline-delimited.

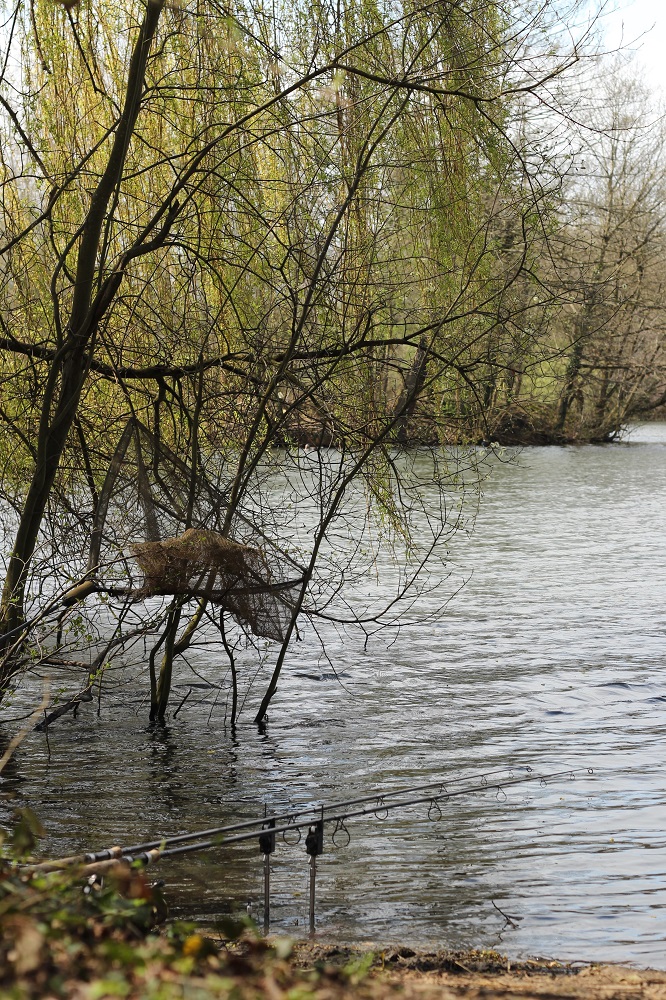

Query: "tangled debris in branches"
left=131, top=528, right=300, bottom=642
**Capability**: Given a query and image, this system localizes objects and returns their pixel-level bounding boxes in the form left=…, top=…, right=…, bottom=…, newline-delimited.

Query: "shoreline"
left=180, top=939, right=666, bottom=999
left=271, top=942, right=666, bottom=998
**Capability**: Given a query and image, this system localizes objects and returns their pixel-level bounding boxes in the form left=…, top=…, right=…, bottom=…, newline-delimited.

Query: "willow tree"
left=0, top=0, right=597, bottom=722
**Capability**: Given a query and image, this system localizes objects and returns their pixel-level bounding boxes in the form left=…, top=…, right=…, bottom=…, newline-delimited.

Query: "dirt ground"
left=286, top=944, right=666, bottom=1000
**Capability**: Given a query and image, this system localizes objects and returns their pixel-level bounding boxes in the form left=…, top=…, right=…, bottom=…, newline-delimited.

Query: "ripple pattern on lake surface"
left=1, top=429, right=666, bottom=964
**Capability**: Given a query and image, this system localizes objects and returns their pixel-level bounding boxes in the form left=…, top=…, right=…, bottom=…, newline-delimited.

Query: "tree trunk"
left=556, top=330, right=585, bottom=434
left=0, top=0, right=165, bottom=691
left=393, top=337, right=429, bottom=443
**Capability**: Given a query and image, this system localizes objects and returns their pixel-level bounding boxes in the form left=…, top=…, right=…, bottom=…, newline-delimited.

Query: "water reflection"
left=1, top=427, right=666, bottom=962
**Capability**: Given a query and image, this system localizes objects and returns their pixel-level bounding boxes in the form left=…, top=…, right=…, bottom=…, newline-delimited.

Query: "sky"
left=601, top=1, right=666, bottom=93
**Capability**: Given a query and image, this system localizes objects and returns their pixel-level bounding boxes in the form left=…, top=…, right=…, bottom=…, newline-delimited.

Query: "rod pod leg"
left=308, top=854, right=317, bottom=935
left=263, top=853, right=270, bottom=934
left=305, top=819, right=324, bottom=936
left=259, top=818, right=276, bottom=936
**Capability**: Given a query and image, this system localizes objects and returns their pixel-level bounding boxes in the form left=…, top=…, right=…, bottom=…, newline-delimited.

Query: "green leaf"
left=343, top=950, right=375, bottom=982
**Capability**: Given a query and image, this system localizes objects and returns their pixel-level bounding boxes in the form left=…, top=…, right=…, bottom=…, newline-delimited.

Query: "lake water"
left=1, top=424, right=666, bottom=965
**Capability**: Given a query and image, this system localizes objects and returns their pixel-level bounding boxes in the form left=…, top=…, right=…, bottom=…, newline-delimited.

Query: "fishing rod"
left=31, top=766, right=590, bottom=870
left=29, top=763, right=571, bottom=871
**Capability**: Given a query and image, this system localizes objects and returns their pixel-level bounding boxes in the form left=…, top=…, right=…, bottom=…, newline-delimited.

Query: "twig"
left=173, top=687, right=191, bottom=718
left=492, top=899, right=522, bottom=928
